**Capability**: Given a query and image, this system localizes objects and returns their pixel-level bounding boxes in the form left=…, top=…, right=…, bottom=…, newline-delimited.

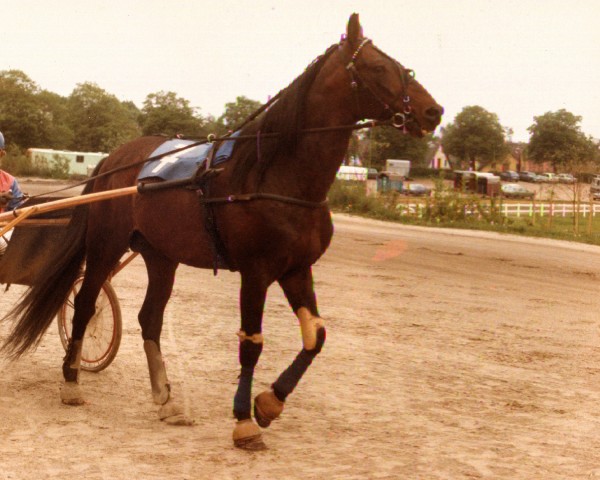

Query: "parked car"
left=519, top=171, right=541, bottom=183
left=556, top=173, right=576, bottom=184
left=402, top=183, right=431, bottom=196
left=500, top=171, right=520, bottom=182
left=538, top=172, right=559, bottom=183
left=501, top=183, right=535, bottom=199
left=591, top=175, right=600, bottom=200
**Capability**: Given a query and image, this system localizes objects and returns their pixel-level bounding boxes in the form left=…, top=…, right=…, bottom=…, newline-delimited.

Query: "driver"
left=0, top=131, right=25, bottom=255
left=0, top=132, right=24, bottom=212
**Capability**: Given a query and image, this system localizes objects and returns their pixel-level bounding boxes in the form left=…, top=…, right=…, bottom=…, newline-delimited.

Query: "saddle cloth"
left=138, top=131, right=240, bottom=182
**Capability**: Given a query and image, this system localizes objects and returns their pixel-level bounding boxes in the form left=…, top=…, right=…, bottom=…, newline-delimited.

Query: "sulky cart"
left=0, top=188, right=139, bottom=372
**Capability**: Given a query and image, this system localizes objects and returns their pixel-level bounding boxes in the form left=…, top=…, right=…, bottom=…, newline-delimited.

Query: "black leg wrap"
left=233, top=340, right=263, bottom=421
left=272, top=327, right=326, bottom=402
left=62, top=339, right=82, bottom=383
left=239, top=339, right=263, bottom=366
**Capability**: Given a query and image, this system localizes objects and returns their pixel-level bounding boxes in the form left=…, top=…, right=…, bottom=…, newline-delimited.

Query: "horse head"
left=342, top=13, right=443, bottom=136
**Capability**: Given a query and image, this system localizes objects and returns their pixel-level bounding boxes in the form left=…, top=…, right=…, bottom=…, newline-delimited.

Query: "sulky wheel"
left=57, top=275, right=122, bottom=372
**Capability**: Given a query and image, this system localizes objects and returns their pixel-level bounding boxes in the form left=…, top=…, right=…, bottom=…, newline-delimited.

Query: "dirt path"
left=1, top=213, right=599, bottom=479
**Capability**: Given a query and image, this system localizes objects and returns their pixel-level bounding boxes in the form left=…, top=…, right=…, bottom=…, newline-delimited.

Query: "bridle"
left=345, top=38, right=415, bottom=132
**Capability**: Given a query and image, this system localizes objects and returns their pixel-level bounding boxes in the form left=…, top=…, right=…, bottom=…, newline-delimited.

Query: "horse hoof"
left=254, top=390, right=284, bottom=428
left=158, top=400, right=195, bottom=426
left=233, top=419, right=267, bottom=451
left=60, top=382, right=85, bottom=405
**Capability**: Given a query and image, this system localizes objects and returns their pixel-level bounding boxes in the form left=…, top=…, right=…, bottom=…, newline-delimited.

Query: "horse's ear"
left=347, top=13, right=363, bottom=46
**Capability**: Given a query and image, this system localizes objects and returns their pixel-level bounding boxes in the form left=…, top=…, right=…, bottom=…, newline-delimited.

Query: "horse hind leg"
left=134, top=233, right=193, bottom=426
left=254, top=267, right=326, bottom=428
left=60, top=262, right=114, bottom=405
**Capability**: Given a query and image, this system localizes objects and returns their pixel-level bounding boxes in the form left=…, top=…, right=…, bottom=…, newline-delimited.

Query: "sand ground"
left=1, top=209, right=599, bottom=479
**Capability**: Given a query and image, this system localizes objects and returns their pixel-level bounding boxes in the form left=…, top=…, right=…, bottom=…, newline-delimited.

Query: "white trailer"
left=27, top=148, right=108, bottom=176
left=385, top=159, right=410, bottom=177
left=336, top=165, right=369, bottom=181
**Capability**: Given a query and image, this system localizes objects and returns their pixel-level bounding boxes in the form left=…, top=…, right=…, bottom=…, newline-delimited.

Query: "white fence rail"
left=395, top=201, right=600, bottom=218
left=501, top=202, right=600, bottom=217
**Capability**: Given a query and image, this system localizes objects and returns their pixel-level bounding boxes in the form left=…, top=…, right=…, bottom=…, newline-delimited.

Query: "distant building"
left=481, top=144, right=520, bottom=173
left=428, top=144, right=452, bottom=169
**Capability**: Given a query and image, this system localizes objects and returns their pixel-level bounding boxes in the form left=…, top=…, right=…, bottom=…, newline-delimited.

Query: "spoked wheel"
left=57, top=275, right=122, bottom=372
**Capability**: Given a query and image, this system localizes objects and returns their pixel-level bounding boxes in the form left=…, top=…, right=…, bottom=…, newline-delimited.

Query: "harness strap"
left=197, top=192, right=328, bottom=209
left=194, top=184, right=327, bottom=276
left=197, top=182, right=231, bottom=275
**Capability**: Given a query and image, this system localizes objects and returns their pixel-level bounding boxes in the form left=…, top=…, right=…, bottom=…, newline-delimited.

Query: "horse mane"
left=231, top=42, right=341, bottom=190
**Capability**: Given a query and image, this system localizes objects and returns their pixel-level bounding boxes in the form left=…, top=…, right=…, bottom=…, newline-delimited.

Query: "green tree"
left=441, top=105, right=507, bottom=170
left=37, top=90, right=74, bottom=149
left=121, top=100, right=142, bottom=124
left=203, top=114, right=228, bottom=137
left=218, top=96, right=262, bottom=130
left=0, top=70, right=58, bottom=148
left=527, top=109, right=597, bottom=170
left=67, top=82, right=140, bottom=152
left=139, top=91, right=206, bottom=138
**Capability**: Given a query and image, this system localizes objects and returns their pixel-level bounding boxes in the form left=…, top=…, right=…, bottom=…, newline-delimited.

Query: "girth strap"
left=196, top=189, right=327, bottom=275
left=196, top=179, right=231, bottom=275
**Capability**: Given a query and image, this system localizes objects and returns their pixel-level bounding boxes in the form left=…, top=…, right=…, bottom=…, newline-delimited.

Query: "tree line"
left=0, top=69, right=261, bottom=154
left=1, top=69, right=598, bottom=174
left=441, top=106, right=600, bottom=173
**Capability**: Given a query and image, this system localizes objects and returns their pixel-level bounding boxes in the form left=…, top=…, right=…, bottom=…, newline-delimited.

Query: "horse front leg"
left=232, top=273, right=269, bottom=450
left=253, top=267, right=326, bottom=429
left=137, top=241, right=193, bottom=426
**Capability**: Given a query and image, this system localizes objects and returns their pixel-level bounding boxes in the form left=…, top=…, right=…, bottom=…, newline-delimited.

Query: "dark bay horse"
left=2, top=14, right=442, bottom=449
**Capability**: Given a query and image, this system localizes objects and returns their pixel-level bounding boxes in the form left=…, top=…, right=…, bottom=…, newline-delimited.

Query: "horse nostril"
left=425, top=105, right=443, bottom=123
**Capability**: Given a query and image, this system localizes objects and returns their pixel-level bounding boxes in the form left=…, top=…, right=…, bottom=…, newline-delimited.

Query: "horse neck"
left=263, top=59, right=357, bottom=202
left=262, top=128, right=353, bottom=204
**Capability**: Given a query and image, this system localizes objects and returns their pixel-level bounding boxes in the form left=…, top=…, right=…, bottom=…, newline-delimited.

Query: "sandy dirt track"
left=1, top=212, right=599, bottom=479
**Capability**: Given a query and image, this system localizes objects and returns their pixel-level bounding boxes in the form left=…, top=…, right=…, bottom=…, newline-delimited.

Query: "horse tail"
left=1, top=164, right=103, bottom=358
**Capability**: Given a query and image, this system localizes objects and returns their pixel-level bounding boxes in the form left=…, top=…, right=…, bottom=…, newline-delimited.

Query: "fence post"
left=588, top=195, right=594, bottom=235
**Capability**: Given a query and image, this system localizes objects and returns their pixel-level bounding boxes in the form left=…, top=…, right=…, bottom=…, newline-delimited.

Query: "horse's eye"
left=373, top=64, right=386, bottom=74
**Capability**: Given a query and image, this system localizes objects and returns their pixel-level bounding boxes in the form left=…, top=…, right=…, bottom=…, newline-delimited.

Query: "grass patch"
left=329, top=179, right=600, bottom=246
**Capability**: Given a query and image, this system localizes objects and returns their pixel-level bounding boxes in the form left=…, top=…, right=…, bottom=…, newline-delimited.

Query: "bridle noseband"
left=345, top=38, right=415, bottom=131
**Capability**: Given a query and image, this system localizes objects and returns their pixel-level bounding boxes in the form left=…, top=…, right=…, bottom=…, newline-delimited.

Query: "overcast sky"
left=2, top=0, right=599, bottom=142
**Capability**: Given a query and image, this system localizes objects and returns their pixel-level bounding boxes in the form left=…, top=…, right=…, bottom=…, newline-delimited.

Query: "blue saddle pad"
left=138, top=131, right=240, bottom=181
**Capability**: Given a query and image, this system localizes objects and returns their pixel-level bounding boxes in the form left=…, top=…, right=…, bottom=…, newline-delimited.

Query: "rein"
left=27, top=118, right=389, bottom=203
left=28, top=38, right=415, bottom=210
